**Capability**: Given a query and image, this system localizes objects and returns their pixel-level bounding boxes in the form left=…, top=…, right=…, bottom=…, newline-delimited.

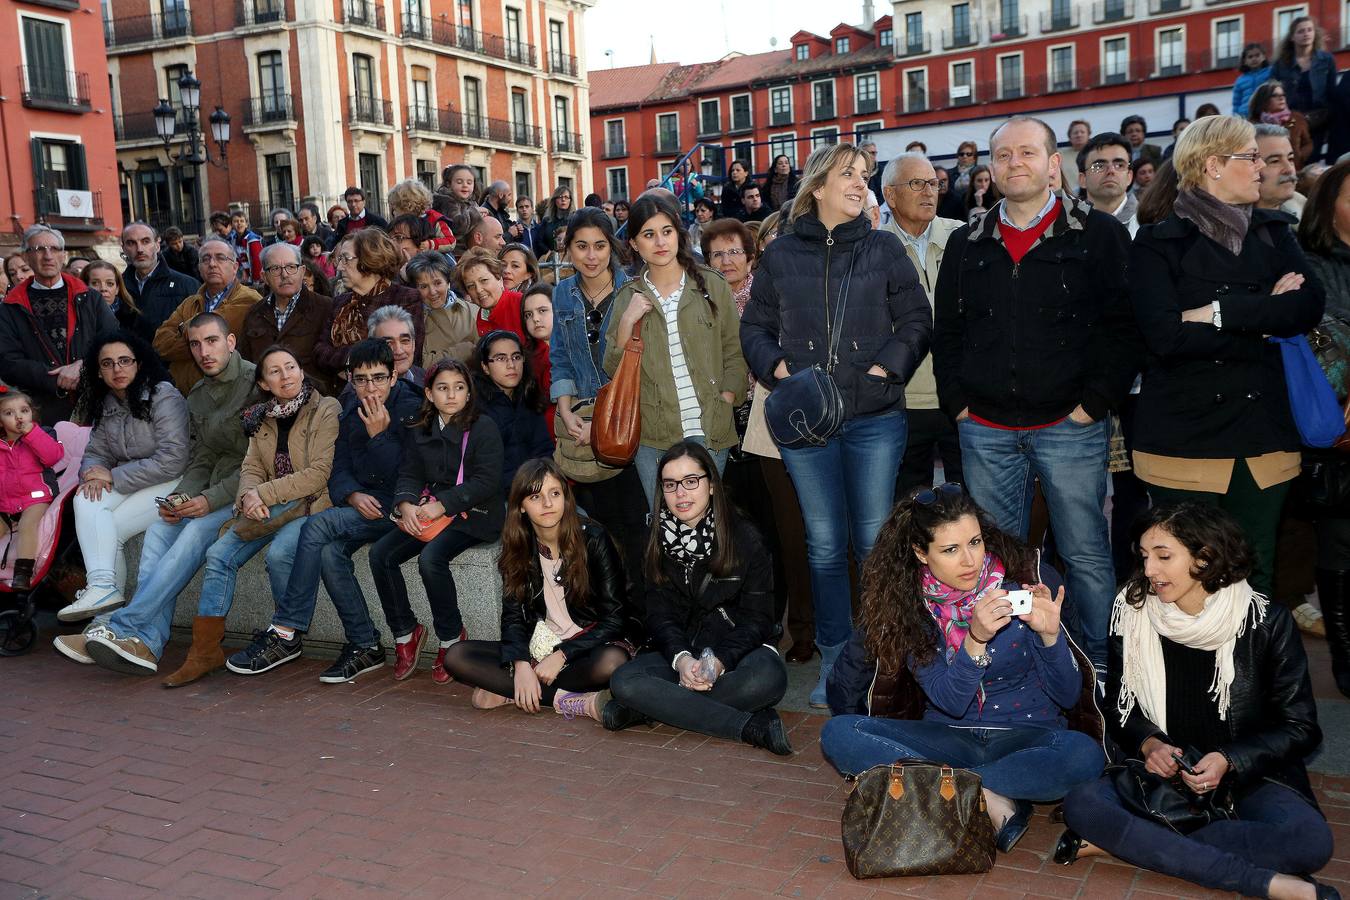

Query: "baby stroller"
left=0, top=422, right=90, bottom=656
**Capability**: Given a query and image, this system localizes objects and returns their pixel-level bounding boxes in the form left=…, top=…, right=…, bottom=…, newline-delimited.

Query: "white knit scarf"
left=1110, top=580, right=1266, bottom=734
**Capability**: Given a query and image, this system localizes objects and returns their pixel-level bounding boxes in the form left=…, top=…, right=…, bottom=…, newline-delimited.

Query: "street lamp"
left=152, top=69, right=231, bottom=234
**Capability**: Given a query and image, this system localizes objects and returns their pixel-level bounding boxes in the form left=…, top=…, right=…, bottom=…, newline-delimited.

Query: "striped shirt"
left=644, top=271, right=703, bottom=439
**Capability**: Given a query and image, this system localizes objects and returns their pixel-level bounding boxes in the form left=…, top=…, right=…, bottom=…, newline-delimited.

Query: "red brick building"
left=590, top=0, right=1350, bottom=198
left=105, top=0, right=594, bottom=235
left=1, top=0, right=123, bottom=253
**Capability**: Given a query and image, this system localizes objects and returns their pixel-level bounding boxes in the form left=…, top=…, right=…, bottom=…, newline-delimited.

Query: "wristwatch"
left=1211, top=300, right=1223, bottom=330
left=970, top=650, right=993, bottom=668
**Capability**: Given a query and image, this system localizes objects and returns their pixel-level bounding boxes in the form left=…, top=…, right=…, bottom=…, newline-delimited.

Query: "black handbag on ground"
left=1108, top=754, right=1236, bottom=836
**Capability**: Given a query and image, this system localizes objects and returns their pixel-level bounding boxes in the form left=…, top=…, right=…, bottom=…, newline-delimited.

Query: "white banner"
left=55, top=189, right=93, bottom=217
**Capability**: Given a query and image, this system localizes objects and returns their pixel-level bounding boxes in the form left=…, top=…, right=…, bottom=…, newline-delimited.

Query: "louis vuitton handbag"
left=841, top=760, right=996, bottom=879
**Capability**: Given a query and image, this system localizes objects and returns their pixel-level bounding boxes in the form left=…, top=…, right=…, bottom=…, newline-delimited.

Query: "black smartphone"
left=1172, top=751, right=1198, bottom=776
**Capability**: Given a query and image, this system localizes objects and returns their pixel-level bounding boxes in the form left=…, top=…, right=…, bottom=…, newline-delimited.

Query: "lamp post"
left=153, top=70, right=230, bottom=235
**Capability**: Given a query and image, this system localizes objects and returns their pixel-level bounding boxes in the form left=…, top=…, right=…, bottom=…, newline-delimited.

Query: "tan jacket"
left=238, top=392, right=340, bottom=516
left=153, top=281, right=261, bottom=395
left=880, top=215, right=963, bottom=410
left=422, top=300, right=480, bottom=367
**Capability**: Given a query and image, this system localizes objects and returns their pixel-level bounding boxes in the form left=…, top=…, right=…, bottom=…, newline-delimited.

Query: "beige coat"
left=153, top=281, right=262, bottom=395
left=880, top=215, right=963, bottom=410
left=237, top=393, right=340, bottom=534
left=422, top=299, right=479, bottom=367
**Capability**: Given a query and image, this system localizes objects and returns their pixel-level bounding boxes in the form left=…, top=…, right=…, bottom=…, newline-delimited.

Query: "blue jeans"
left=779, top=411, right=907, bottom=646
left=635, top=440, right=729, bottom=508
left=196, top=503, right=307, bottom=618
left=271, top=505, right=392, bottom=647
left=104, top=505, right=235, bottom=657
left=820, top=716, right=1105, bottom=802
left=1064, top=775, right=1333, bottom=897
left=957, top=417, right=1114, bottom=667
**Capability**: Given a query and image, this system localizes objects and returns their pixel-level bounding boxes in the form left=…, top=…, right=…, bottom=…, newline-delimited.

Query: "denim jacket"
left=549, top=268, right=632, bottom=404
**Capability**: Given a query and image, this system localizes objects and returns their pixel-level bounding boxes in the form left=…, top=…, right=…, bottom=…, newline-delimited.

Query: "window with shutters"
left=31, top=137, right=89, bottom=217
left=21, top=17, right=77, bottom=107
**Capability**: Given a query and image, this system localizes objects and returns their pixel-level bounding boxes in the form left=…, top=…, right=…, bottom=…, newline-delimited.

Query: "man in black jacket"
left=933, top=116, right=1140, bottom=669
left=120, top=222, right=201, bottom=331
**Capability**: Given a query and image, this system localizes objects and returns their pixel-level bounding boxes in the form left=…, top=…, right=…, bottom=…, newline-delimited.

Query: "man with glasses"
left=1078, top=132, right=1139, bottom=237
left=120, top=222, right=201, bottom=331
left=0, top=225, right=117, bottom=424
left=63, top=313, right=255, bottom=673
left=934, top=116, right=1139, bottom=670
left=223, top=338, right=421, bottom=681
left=240, top=242, right=335, bottom=393
left=880, top=154, right=966, bottom=497
left=153, top=236, right=261, bottom=394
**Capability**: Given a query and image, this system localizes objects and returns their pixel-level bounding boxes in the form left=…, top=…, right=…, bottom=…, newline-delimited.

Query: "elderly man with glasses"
left=153, top=236, right=261, bottom=394
left=879, top=153, right=967, bottom=498
left=240, top=242, right=335, bottom=393
left=0, top=225, right=117, bottom=424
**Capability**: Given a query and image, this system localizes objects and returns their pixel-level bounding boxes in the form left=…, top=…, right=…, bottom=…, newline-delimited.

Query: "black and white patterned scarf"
left=659, top=506, right=716, bottom=568
left=241, top=382, right=312, bottom=437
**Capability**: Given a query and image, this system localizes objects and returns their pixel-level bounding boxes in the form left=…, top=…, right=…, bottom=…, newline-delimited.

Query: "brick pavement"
left=2, top=633, right=1348, bottom=899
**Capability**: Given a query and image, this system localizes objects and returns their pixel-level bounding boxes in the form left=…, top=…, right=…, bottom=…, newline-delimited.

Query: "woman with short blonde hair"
left=387, top=178, right=454, bottom=251
left=1170, top=115, right=1257, bottom=191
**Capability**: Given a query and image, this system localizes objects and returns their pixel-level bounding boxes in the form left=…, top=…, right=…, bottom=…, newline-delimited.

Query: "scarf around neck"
left=1174, top=187, right=1252, bottom=257
left=331, top=284, right=388, bottom=346
left=1261, top=108, right=1293, bottom=126
left=242, top=382, right=312, bottom=437
left=659, top=506, right=716, bottom=568
left=1110, top=580, right=1267, bottom=735
left=922, top=554, right=1007, bottom=709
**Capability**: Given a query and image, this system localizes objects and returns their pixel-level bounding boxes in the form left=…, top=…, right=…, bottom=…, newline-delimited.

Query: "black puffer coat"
left=740, top=213, right=931, bottom=419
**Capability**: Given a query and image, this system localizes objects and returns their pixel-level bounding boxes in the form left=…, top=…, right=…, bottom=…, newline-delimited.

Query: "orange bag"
left=591, top=333, right=643, bottom=467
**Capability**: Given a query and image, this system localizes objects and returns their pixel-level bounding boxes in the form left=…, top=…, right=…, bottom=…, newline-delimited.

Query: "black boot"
left=1316, top=568, right=1350, bottom=698
left=11, top=559, right=34, bottom=592
left=741, top=709, right=793, bottom=756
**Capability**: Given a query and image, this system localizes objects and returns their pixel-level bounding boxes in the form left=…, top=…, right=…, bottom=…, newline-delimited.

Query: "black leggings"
left=444, top=639, right=630, bottom=705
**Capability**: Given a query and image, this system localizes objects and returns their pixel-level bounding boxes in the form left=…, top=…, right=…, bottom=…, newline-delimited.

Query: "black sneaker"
left=225, top=628, right=303, bottom=675
left=319, top=643, right=386, bottom=684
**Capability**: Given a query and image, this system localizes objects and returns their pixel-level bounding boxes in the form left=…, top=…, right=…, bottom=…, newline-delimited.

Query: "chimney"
left=862, top=0, right=875, bottom=28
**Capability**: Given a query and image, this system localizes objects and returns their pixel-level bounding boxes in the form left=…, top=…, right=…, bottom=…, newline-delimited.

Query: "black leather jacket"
left=1106, top=602, right=1322, bottom=804
left=498, top=519, right=631, bottom=667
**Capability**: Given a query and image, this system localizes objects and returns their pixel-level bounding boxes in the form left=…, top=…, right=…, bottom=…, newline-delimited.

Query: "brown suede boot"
left=162, top=616, right=226, bottom=688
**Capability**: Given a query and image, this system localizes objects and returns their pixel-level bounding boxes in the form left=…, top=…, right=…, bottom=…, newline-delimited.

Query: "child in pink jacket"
left=0, top=388, right=63, bottom=588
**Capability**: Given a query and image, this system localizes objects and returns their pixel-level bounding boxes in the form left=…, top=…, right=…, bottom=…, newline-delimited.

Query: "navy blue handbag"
left=1272, top=334, right=1347, bottom=448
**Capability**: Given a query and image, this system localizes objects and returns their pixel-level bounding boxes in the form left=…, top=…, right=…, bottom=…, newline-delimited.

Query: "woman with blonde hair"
left=740, top=141, right=931, bottom=708
left=388, top=177, right=454, bottom=251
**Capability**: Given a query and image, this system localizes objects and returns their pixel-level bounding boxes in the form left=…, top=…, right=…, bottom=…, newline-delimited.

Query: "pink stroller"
left=0, top=422, right=90, bottom=656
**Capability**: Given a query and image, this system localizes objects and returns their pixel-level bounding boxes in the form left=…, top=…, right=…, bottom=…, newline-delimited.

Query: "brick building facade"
left=590, top=0, right=1350, bottom=199
left=105, top=0, right=593, bottom=236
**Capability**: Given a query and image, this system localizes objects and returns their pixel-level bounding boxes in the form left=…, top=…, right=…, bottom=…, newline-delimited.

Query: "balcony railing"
left=103, top=10, right=192, bottom=46
left=602, top=139, right=627, bottom=159
left=899, top=33, right=931, bottom=57
left=1093, top=0, right=1133, bottom=24
left=243, top=94, right=295, bottom=126
left=999, top=82, right=1024, bottom=100
left=1040, top=6, right=1080, bottom=32
left=856, top=96, right=880, bottom=114
left=812, top=102, right=835, bottom=121
left=401, top=14, right=536, bottom=66
left=1148, top=0, right=1189, bottom=12
left=898, top=92, right=927, bottom=114
left=549, top=51, right=579, bottom=77
left=941, top=24, right=979, bottom=50
left=19, top=67, right=91, bottom=111
left=236, top=0, right=287, bottom=26
left=34, top=187, right=104, bottom=228
left=655, top=133, right=680, bottom=154
left=350, top=95, right=393, bottom=126
left=991, top=15, right=1027, bottom=40
left=1089, top=61, right=1135, bottom=85
left=405, top=105, right=542, bottom=148
left=343, top=0, right=385, bottom=30
left=770, top=108, right=792, bottom=127
left=552, top=130, right=583, bottom=154
left=114, top=110, right=188, bottom=141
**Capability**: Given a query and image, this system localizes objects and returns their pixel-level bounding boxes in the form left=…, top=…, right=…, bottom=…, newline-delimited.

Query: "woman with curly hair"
left=821, top=482, right=1104, bottom=854
left=59, top=329, right=189, bottom=622
left=445, top=457, right=633, bottom=720
left=1058, top=503, right=1333, bottom=900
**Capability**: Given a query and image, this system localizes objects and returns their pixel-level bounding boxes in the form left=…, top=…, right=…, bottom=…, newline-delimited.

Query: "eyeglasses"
left=350, top=373, right=392, bottom=387
left=905, top=178, right=942, bottom=192
left=1222, top=152, right=1262, bottom=164
left=200, top=253, right=234, bottom=265
left=264, top=263, right=302, bottom=276
left=26, top=245, right=62, bottom=255
left=99, top=356, right=138, bottom=371
left=661, top=473, right=709, bottom=493
left=709, top=249, right=746, bottom=262
left=957, top=150, right=976, bottom=158
left=488, top=352, right=524, bottom=365
left=1087, top=160, right=1131, bottom=174
left=914, top=482, right=964, bottom=505
left=333, top=253, right=357, bottom=265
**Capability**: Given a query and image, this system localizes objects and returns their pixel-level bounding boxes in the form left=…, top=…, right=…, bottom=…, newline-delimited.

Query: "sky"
left=583, top=0, right=872, bottom=71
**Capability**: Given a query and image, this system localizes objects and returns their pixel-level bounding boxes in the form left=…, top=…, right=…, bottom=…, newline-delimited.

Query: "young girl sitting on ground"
left=0, top=388, right=62, bottom=589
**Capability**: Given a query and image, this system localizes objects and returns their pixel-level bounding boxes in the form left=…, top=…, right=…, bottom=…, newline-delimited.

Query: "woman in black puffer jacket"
left=740, top=142, right=931, bottom=708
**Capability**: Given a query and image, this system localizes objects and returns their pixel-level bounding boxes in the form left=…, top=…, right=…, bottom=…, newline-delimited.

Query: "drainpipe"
left=0, top=94, right=21, bottom=235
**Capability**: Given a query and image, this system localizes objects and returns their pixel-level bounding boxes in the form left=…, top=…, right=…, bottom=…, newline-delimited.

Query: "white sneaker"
left=52, top=624, right=111, bottom=665
left=57, top=586, right=127, bottom=623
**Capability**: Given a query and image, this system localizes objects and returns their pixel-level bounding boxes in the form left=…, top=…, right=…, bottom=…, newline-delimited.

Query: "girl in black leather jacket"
left=445, top=457, right=633, bottom=721
left=603, top=441, right=791, bottom=755
left=1059, top=503, right=1334, bottom=900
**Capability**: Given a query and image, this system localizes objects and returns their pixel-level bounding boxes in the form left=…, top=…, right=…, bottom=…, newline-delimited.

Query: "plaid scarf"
left=921, top=554, right=1006, bottom=710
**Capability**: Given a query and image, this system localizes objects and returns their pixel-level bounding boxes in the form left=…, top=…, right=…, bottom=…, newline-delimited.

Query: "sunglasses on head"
left=914, top=482, right=964, bottom=505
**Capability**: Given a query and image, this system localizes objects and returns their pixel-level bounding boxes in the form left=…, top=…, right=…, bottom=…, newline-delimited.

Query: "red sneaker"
left=430, top=628, right=466, bottom=685
left=393, top=624, right=427, bottom=681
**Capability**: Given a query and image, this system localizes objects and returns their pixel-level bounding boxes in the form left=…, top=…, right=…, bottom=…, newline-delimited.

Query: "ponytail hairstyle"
left=858, top=484, right=1034, bottom=673
left=625, top=192, right=712, bottom=314
left=498, top=457, right=594, bottom=611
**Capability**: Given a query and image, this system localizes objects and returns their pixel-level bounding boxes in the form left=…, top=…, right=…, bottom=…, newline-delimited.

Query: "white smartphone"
left=1006, top=589, right=1034, bottom=616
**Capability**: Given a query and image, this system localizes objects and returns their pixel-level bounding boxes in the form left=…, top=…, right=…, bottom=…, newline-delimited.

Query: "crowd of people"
left=2, top=41, right=1348, bottom=891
